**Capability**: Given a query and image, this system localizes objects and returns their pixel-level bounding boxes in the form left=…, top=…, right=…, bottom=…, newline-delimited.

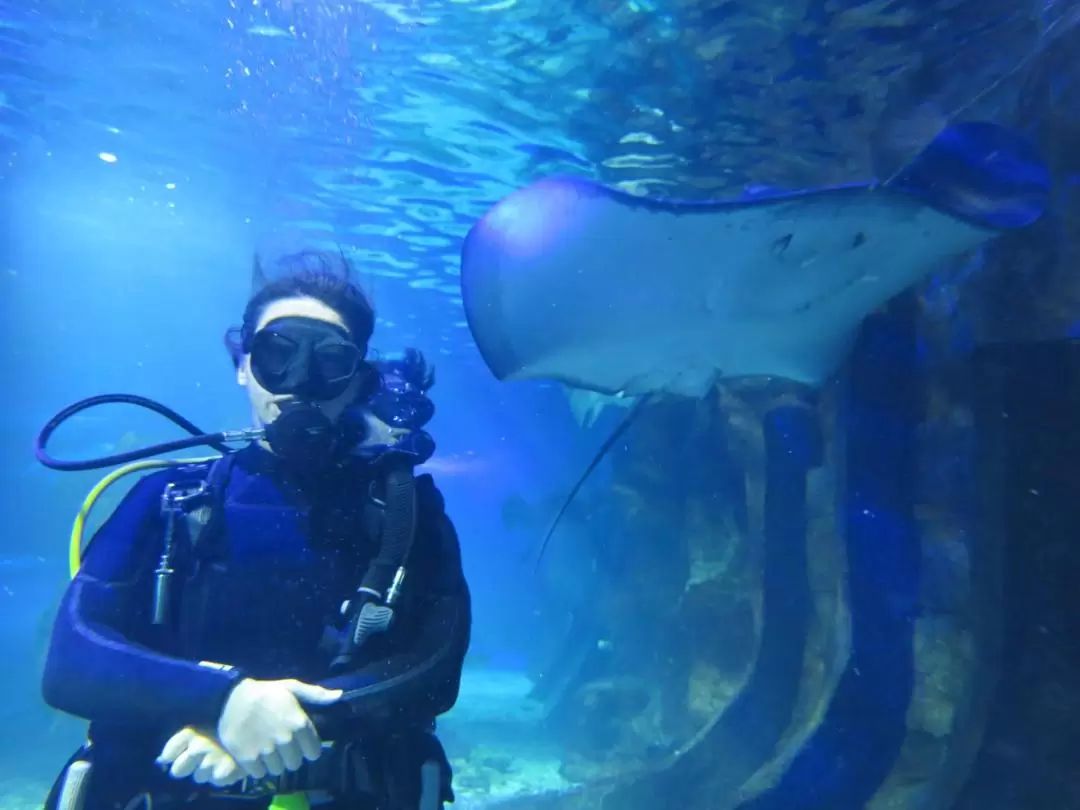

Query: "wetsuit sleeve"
left=41, top=470, right=245, bottom=731
left=319, top=474, right=472, bottom=726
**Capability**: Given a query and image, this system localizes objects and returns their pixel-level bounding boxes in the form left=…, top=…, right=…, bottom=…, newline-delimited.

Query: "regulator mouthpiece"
left=263, top=402, right=344, bottom=470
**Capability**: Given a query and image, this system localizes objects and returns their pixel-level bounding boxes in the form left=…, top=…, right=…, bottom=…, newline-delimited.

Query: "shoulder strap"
left=330, top=459, right=419, bottom=672
left=150, top=457, right=230, bottom=632
left=359, top=462, right=418, bottom=604
left=181, top=454, right=236, bottom=557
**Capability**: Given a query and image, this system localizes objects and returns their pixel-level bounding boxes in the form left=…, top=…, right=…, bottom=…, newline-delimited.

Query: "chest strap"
left=159, top=452, right=419, bottom=672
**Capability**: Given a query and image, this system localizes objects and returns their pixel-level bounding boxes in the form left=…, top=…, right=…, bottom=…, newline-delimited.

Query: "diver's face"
left=237, top=296, right=363, bottom=429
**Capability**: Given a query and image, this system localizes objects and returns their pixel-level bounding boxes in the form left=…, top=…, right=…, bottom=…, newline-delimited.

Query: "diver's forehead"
left=256, top=296, right=348, bottom=334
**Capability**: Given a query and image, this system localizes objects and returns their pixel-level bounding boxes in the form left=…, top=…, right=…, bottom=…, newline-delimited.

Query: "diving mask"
left=249, top=316, right=375, bottom=402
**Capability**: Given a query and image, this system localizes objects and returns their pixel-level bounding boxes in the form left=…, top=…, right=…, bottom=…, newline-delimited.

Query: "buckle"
left=161, top=480, right=209, bottom=514
left=209, top=775, right=283, bottom=800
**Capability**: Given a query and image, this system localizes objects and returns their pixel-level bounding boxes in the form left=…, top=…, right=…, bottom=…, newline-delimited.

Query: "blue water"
left=0, top=1, right=605, bottom=784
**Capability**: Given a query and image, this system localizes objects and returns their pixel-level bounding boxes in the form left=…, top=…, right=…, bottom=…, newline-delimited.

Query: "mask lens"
left=251, top=332, right=299, bottom=378
left=315, top=342, right=361, bottom=383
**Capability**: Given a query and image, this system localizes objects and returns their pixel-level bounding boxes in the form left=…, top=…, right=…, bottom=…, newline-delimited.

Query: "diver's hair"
left=224, top=249, right=375, bottom=368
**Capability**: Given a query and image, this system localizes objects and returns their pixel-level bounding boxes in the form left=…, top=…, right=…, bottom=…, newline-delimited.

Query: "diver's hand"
left=157, top=727, right=245, bottom=787
left=216, top=678, right=342, bottom=779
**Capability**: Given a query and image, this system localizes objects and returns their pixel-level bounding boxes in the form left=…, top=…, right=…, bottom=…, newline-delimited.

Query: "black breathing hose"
left=36, top=393, right=251, bottom=472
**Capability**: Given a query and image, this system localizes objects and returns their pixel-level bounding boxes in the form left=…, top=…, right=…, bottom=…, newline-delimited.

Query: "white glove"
left=217, top=678, right=342, bottom=780
left=157, top=727, right=245, bottom=787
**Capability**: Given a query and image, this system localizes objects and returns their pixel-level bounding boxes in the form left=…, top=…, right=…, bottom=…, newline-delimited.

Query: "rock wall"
left=864, top=297, right=1001, bottom=810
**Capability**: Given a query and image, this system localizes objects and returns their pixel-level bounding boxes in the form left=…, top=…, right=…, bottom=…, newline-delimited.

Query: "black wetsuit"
left=42, top=444, right=472, bottom=810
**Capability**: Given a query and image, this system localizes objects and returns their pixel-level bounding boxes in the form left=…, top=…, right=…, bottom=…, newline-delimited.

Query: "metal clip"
left=366, top=478, right=386, bottom=508
left=153, top=481, right=209, bottom=625
left=221, top=427, right=266, bottom=444
left=161, top=480, right=210, bottom=513
left=386, top=566, right=407, bottom=606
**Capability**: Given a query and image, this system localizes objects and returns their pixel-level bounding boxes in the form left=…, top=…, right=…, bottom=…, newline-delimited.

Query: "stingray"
left=461, top=121, right=1048, bottom=397
left=459, top=121, right=1050, bottom=562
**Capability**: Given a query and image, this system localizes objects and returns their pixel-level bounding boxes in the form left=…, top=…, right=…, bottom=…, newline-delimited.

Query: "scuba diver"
left=36, top=250, right=472, bottom=810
